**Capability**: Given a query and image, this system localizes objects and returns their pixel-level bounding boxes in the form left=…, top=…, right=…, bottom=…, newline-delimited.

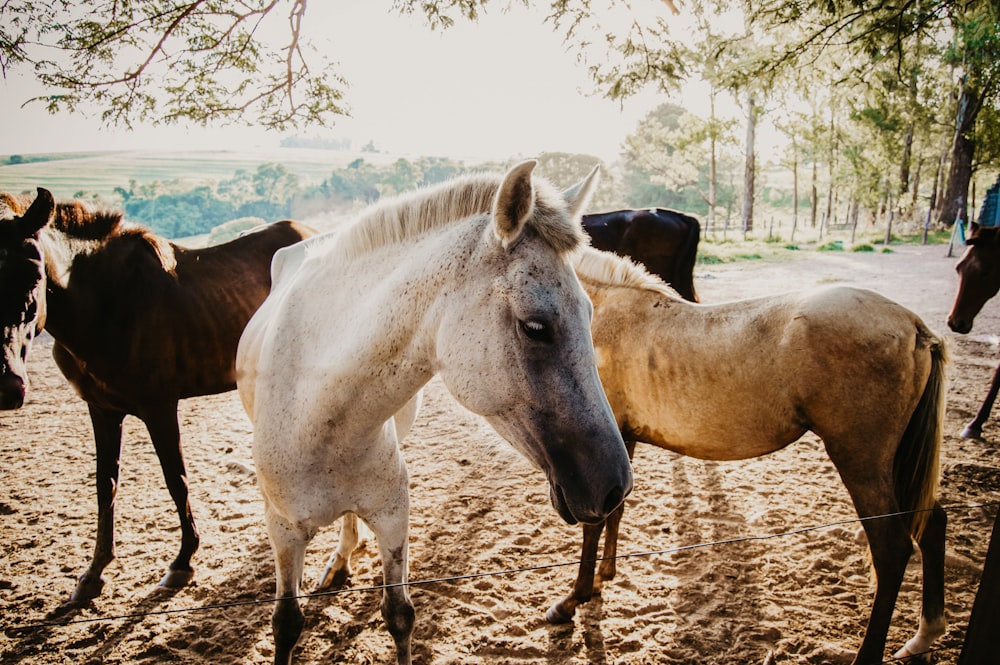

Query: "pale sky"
left=0, top=1, right=683, bottom=163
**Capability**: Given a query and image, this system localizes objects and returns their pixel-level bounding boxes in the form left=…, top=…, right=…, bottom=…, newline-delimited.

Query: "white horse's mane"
left=330, top=170, right=585, bottom=261
left=573, top=246, right=681, bottom=298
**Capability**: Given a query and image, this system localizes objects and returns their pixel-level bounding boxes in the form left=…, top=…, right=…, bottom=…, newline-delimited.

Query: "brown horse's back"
left=49, top=219, right=315, bottom=411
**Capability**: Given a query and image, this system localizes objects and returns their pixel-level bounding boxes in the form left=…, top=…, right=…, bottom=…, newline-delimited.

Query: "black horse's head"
left=0, top=188, right=54, bottom=409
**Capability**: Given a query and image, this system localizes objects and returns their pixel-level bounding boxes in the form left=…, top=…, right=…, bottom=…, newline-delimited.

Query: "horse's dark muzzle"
left=947, top=316, right=972, bottom=334
left=0, top=374, right=26, bottom=410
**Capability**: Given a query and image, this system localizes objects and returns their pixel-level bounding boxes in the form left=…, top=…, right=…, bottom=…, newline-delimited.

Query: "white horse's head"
left=434, top=161, right=633, bottom=524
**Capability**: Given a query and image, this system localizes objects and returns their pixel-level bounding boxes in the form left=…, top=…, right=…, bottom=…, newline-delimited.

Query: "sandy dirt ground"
left=1, top=243, right=998, bottom=664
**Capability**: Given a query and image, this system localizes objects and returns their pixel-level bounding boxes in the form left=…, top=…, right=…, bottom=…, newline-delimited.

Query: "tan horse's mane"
left=333, top=171, right=585, bottom=261
left=572, top=246, right=682, bottom=299
left=1, top=191, right=176, bottom=273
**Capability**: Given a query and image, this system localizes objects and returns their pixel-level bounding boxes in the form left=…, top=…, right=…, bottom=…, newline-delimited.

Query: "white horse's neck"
left=271, top=217, right=486, bottom=440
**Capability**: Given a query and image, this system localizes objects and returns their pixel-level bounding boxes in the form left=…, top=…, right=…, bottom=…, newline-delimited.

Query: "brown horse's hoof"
left=960, top=423, right=984, bottom=439
left=70, top=574, right=105, bottom=602
left=159, top=567, right=195, bottom=589
left=545, top=601, right=576, bottom=624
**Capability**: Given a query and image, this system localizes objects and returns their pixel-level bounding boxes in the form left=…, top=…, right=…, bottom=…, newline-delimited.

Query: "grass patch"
left=852, top=243, right=876, bottom=252
left=817, top=240, right=844, bottom=252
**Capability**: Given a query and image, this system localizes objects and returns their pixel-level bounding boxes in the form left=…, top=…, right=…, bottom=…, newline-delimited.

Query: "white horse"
left=236, top=160, right=633, bottom=665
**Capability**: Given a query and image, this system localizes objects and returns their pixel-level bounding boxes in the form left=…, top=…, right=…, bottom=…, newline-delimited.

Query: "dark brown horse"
left=582, top=208, right=701, bottom=302
left=0, top=189, right=52, bottom=409
left=948, top=221, right=1000, bottom=439
left=0, top=188, right=315, bottom=601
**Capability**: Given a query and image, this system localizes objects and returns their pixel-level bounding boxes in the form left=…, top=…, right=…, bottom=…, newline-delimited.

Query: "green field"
left=0, top=148, right=400, bottom=200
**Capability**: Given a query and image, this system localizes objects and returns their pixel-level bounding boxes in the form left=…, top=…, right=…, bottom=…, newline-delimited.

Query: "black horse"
left=582, top=208, right=701, bottom=302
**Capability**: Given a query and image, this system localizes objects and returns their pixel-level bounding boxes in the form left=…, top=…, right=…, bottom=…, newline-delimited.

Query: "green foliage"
left=2, top=0, right=348, bottom=129
left=817, top=240, right=844, bottom=251
left=852, top=243, right=876, bottom=252
left=697, top=251, right=725, bottom=264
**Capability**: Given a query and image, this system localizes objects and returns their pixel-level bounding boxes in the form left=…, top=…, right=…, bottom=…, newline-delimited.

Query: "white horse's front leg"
left=317, top=513, right=368, bottom=590
left=265, top=504, right=312, bottom=665
left=365, top=481, right=414, bottom=665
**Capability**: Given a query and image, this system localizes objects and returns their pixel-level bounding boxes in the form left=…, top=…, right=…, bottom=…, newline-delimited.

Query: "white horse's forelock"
left=330, top=170, right=584, bottom=262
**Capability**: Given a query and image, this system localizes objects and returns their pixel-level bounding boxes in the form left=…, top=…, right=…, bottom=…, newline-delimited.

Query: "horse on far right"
left=948, top=221, right=1000, bottom=438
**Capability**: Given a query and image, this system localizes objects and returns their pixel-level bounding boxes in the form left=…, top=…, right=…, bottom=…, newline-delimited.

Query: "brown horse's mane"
left=333, top=171, right=584, bottom=261
left=1, top=191, right=176, bottom=273
left=969, top=224, right=1000, bottom=246
left=572, top=246, right=682, bottom=299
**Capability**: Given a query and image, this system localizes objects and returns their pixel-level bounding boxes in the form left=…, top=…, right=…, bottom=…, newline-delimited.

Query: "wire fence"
left=8, top=499, right=997, bottom=652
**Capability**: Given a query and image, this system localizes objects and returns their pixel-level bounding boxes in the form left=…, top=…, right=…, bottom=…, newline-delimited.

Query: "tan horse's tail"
left=893, top=326, right=948, bottom=541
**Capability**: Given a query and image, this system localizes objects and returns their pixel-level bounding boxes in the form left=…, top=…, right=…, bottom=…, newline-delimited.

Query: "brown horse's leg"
left=142, top=402, right=199, bottom=588
left=72, top=405, right=126, bottom=601
left=547, top=439, right=636, bottom=623
left=962, top=361, right=1000, bottom=439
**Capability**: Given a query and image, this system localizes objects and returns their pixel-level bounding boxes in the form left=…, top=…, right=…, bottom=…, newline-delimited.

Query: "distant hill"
left=0, top=148, right=400, bottom=200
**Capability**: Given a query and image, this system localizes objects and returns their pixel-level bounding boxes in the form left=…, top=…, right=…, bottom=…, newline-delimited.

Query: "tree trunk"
left=709, top=91, right=718, bottom=235
left=900, top=122, right=914, bottom=201
left=791, top=138, right=799, bottom=243
left=939, top=83, right=981, bottom=226
left=825, top=104, right=835, bottom=231
left=810, top=160, right=818, bottom=228
left=742, top=91, right=756, bottom=237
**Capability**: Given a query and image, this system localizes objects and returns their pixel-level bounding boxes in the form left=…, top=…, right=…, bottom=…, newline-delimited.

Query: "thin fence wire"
left=8, top=499, right=997, bottom=638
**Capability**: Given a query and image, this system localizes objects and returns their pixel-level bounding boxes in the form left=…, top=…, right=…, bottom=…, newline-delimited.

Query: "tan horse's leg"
left=546, top=520, right=605, bottom=623
left=317, top=513, right=363, bottom=590
left=595, top=439, right=637, bottom=591
left=854, top=509, right=913, bottom=664
left=546, top=439, right=635, bottom=623
left=893, top=501, right=947, bottom=660
left=826, top=432, right=925, bottom=665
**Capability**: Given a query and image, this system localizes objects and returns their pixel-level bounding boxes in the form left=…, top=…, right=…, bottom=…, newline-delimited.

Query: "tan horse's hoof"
left=545, top=601, right=575, bottom=624
left=70, top=574, right=105, bottom=603
left=159, top=568, right=195, bottom=589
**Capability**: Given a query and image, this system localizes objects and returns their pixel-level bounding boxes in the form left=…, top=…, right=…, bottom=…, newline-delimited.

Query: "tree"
left=1, top=0, right=347, bottom=129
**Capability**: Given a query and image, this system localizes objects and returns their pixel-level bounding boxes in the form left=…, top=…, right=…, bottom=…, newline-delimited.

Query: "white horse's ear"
left=562, top=164, right=601, bottom=219
left=493, top=160, right=537, bottom=249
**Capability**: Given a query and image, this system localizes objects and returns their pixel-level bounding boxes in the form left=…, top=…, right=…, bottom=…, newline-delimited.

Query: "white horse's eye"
left=519, top=318, right=552, bottom=343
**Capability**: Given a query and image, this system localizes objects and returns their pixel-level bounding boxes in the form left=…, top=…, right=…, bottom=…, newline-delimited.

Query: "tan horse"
left=550, top=248, right=948, bottom=665
left=236, top=161, right=633, bottom=665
